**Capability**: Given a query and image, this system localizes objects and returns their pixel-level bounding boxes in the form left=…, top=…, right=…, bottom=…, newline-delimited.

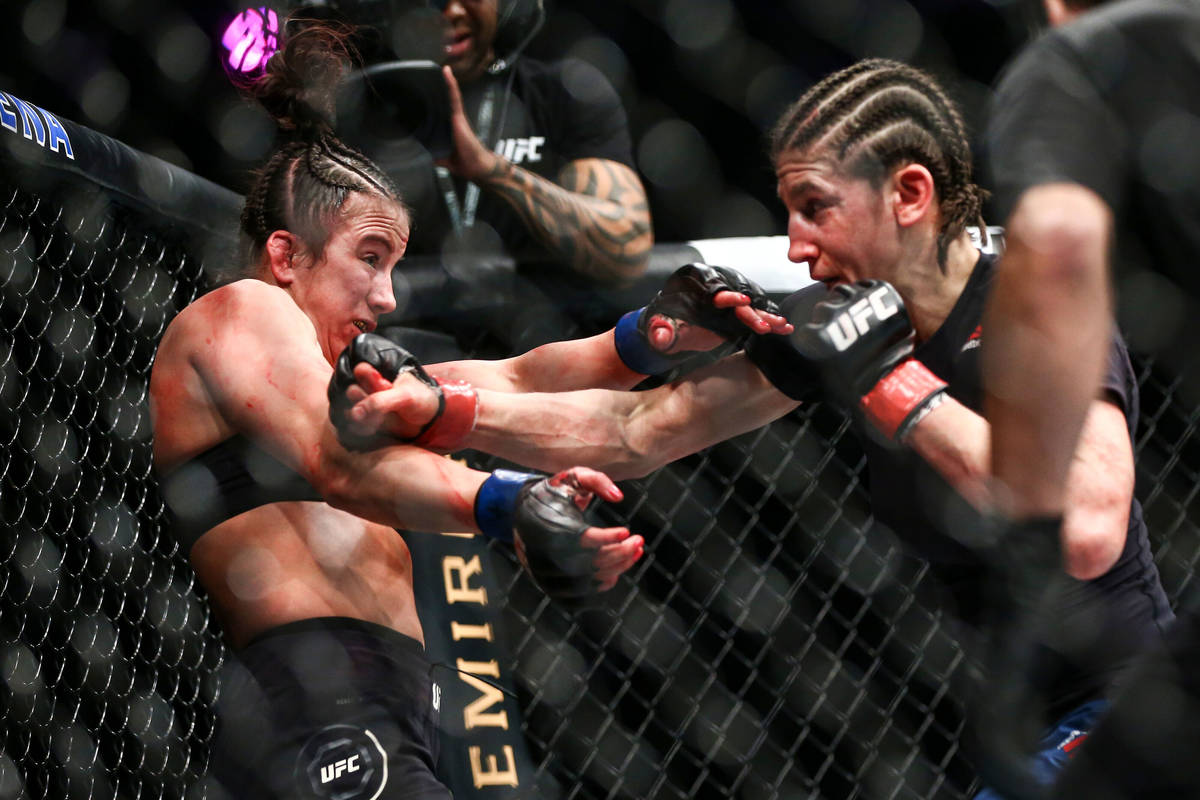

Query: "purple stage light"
left=221, top=7, right=281, bottom=75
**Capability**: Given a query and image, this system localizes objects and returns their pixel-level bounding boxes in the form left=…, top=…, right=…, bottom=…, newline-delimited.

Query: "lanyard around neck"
left=435, top=81, right=498, bottom=235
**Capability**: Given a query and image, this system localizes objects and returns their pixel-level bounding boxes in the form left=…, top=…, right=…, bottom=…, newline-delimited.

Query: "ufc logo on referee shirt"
left=494, top=136, right=545, bottom=164
left=825, top=286, right=900, bottom=351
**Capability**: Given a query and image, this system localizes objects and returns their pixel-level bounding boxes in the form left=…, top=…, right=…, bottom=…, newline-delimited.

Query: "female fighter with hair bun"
left=150, top=19, right=644, bottom=799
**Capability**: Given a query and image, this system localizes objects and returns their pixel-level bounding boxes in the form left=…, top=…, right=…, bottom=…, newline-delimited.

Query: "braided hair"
left=769, top=58, right=987, bottom=264
left=233, top=18, right=404, bottom=277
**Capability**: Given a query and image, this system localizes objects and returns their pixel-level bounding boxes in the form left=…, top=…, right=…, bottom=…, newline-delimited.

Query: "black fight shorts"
left=207, top=617, right=451, bottom=799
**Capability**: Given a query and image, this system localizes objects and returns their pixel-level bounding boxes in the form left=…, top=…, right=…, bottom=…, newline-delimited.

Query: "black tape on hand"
left=513, top=476, right=598, bottom=605
left=327, top=332, right=444, bottom=451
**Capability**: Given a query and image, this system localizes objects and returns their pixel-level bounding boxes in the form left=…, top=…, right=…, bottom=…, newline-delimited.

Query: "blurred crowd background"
left=0, top=0, right=1037, bottom=243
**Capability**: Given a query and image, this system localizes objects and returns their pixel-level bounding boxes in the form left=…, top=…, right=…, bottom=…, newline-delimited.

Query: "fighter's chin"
left=332, top=325, right=366, bottom=357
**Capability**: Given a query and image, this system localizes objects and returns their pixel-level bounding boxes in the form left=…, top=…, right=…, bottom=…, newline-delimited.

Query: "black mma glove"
left=474, top=469, right=599, bottom=604
left=614, top=262, right=782, bottom=375
left=793, top=280, right=947, bottom=441
left=744, top=282, right=828, bottom=401
left=328, top=333, right=477, bottom=452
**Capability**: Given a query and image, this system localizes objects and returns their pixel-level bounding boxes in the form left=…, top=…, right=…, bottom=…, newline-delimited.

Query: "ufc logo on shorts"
left=320, top=755, right=360, bottom=784
left=495, top=136, right=545, bottom=164
left=825, top=286, right=899, bottom=351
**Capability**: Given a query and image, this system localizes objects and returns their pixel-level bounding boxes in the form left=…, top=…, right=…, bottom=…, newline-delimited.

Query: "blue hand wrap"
left=613, top=308, right=680, bottom=376
left=474, top=469, right=538, bottom=542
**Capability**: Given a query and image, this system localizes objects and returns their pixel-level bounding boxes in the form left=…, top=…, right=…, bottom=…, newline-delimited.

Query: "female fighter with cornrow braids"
left=770, top=54, right=989, bottom=269
left=336, top=59, right=1172, bottom=797
left=148, top=20, right=649, bottom=800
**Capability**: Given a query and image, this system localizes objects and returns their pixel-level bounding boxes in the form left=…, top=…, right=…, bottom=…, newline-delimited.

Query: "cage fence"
left=2, top=160, right=1200, bottom=800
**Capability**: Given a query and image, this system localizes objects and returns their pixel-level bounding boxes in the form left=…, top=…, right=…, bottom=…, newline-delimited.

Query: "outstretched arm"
left=332, top=270, right=799, bottom=462
left=430, top=329, right=646, bottom=394
left=431, top=288, right=790, bottom=394
left=440, top=66, right=651, bottom=284
left=410, top=262, right=793, bottom=398
left=347, top=352, right=801, bottom=480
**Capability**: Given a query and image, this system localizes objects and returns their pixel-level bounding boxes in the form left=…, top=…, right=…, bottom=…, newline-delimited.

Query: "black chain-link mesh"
left=3, top=167, right=1199, bottom=800
left=0, top=179, right=223, bottom=799
left=1132, top=355, right=1200, bottom=608
left=442, top=313, right=979, bottom=799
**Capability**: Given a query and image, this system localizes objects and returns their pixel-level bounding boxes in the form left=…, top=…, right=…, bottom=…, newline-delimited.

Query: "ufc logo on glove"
left=825, top=285, right=900, bottom=351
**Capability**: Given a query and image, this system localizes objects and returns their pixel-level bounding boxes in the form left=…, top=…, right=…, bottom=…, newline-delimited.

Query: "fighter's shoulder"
left=206, top=277, right=291, bottom=305
left=165, top=280, right=300, bottom=349
left=151, top=283, right=287, bottom=410
left=187, top=279, right=295, bottom=322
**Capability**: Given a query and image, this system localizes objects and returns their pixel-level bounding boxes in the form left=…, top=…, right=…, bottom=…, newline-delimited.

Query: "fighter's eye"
left=802, top=199, right=830, bottom=218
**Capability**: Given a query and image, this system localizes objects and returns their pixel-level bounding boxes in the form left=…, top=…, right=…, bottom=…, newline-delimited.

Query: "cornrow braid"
left=235, top=134, right=403, bottom=275
left=770, top=58, right=988, bottom=264
left=240, top=142, right=304, bottom=246
left=309, top=133, right=397, bottom=200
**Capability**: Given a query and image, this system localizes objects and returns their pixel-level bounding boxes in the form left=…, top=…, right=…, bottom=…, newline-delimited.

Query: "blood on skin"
left=430, top=453, right=479, bottom=528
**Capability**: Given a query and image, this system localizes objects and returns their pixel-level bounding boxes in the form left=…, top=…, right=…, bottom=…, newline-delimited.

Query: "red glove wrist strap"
left=860, top=359, right=947, bottom=440
left=413, top=379, right=478, bottom=453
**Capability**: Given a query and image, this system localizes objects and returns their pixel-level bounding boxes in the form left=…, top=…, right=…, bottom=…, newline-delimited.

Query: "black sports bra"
left=159, top=435, right=322, bottom=555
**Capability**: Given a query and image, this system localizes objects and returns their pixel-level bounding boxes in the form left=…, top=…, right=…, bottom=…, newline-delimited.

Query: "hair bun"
left=244, top=17, right=359, bottom=140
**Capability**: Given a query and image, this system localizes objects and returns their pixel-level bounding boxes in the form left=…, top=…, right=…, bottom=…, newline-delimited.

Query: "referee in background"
left=982, top=1, right=1200, bottom=796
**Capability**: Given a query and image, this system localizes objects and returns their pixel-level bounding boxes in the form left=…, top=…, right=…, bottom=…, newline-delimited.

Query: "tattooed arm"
left=440, top=67, right=653, bottom=285
left=480, top=156, right=652, bottom=284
